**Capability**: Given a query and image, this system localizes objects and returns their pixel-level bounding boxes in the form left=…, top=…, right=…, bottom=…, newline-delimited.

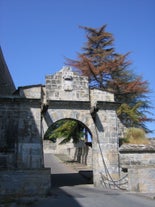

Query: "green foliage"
left=44, top=119, right=85, bottom=144
left=117, top=102, right=144, bottom=128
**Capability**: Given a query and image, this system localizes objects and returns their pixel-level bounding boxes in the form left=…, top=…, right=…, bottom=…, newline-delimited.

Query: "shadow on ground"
left=51, top=170, right=93, bottom=187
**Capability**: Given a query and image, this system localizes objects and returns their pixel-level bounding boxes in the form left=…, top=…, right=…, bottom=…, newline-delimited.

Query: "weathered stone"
left=128, top=167, right=155, bottom=193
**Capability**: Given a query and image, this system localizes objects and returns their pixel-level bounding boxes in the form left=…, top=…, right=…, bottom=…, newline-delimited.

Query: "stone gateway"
left=0, top=51, right=155, bottom=196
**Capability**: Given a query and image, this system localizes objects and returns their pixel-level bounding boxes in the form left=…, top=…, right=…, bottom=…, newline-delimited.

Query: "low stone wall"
left=0, top=169, right=51, bottom=197
left=128, top=167, right=155, bottom=193
left=119, top=144, right=155, bottom=168
left=119, top=144, right=155, bottom=193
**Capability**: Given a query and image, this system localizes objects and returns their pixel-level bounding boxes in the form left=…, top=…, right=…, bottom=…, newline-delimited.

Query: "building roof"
left=0, top=47, right=16, bottom=95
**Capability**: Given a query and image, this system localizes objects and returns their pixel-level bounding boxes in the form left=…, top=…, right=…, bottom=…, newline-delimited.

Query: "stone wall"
left=18, top=85, right=42, bottom=99
left=119, top=144, right=155, bottom=168
left=128, top=167, right=155, bottom=193
left=0, top=169, right=51, bottom=196
left=46, top=66, right=89, bottom=101
left=0, top=97, right=19, bottom=156
left=17, top=99, right=43, bottom=169
left=0, top=95, right=50, bottom=197
left=119, top=144, right=155, bottom=192
left=90, top=88, right=114, bottom=107
left=0, top=96, right=43, bottom=169
left=0, top=153, right=15, bottom=169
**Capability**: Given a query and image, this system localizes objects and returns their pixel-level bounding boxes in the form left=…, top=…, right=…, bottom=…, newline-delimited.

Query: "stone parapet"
left=119, top=144, right=155, bottom=168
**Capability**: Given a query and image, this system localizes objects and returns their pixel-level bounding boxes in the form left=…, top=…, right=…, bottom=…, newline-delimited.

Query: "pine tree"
left=44, top=120, right=86, bottom=144
left=66, top=25, right=153, bottom=132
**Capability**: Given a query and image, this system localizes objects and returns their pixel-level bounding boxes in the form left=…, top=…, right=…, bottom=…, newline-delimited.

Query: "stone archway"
left=0, top=66, right=122, bottom=196
left=43, top=117, right=94, bottom=185
left=41, top=100, right=97, bottom=183
left=40, top=66, right=121, bottom=187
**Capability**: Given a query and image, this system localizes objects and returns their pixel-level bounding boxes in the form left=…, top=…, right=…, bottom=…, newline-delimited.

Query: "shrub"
left=121, top=127, right=150, bottom=144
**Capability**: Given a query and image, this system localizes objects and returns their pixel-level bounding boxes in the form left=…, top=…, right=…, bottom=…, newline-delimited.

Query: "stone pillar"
left=92, top=101, right=120, bottom=188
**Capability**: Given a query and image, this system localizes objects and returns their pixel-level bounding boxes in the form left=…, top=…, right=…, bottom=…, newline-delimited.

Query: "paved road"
left=44, top=153, right=90, bottom=187
left=32, top=153, right=155, bottom=207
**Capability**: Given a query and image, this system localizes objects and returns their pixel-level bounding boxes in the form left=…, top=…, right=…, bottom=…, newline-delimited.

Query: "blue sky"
left=0, top=0, right=155, bottom=137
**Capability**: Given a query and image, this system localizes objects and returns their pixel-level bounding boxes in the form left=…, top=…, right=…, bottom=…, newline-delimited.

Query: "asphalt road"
left=31, top=153, right=155, bottom=207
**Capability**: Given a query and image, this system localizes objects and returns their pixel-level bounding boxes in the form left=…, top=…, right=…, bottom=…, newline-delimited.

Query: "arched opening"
left=43, top=118, right=93, bottom=187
